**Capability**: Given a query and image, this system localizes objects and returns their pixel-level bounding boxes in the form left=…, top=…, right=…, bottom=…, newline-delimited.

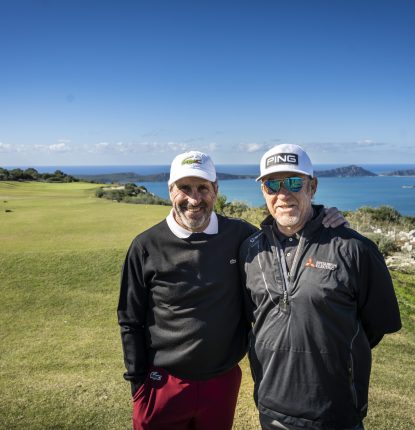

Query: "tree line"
left=0, top=167, right=79, bottom=182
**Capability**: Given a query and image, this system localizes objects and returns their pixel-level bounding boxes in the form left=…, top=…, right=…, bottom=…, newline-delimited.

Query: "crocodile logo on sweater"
left=150, top=371, right=162, bottom=381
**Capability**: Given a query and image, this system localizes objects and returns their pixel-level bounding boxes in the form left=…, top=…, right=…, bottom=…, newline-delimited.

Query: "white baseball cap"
left=168, top=151, right=217, bottom=186
left=256, top=144, right=314, bottom=181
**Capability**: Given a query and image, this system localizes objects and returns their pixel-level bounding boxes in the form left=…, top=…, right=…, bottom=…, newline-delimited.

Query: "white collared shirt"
left=166, top=209, right=218, bottom=238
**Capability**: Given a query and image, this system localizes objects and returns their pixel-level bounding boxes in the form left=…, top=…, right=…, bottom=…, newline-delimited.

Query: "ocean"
left=8, top=164, right=415, bottom=216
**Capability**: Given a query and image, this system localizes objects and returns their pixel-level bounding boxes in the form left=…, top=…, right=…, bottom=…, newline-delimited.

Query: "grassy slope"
left=0, top=182, right=413, bottom=429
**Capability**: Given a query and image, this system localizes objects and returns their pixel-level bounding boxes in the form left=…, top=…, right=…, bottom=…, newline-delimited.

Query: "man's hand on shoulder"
left=322, top=207, right=350, bottom=228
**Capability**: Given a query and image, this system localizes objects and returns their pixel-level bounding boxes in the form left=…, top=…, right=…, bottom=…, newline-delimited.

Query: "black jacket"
left=239, top=206, right=401, bottom=430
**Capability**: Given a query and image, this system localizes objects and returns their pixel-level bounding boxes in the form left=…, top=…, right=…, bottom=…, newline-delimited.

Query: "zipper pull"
left=280, top=291, right=289, bottom=312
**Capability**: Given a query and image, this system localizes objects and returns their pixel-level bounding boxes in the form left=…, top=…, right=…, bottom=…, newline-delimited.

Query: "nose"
left=187, top=189, right=202, bottom=206
left=277, top=186, right=291, bottom=198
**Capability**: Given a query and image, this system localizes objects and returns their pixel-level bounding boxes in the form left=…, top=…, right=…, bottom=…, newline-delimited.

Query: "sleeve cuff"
left=131, top=380, right=144, bottom=397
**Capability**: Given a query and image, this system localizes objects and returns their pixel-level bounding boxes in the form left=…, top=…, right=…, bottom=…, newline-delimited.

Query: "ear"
left=168, top=183, right=175, bottom=203
left=310, top=177, right=318, bottom=196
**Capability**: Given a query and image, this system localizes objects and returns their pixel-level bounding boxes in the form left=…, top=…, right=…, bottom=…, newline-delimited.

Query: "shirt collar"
left=272, top=223, right=300, bottom=243
left=166, top=209, right=218, bottom=238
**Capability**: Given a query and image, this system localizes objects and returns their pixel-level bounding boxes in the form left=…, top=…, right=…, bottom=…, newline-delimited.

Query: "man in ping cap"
left=239, top=144, right=402, bottom=430
left=118, top=150, right=346, bottom=430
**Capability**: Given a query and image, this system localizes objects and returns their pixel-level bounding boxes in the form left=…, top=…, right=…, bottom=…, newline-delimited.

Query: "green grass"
left=0, top=181, right=414, bottom=429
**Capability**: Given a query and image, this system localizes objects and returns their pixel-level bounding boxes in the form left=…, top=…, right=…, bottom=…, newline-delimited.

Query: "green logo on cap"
left=182, top=156, right=202, bottom=166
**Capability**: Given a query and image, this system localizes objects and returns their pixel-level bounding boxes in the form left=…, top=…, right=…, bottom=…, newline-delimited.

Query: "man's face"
left=261, top=173, right=317, bottom=234
left=169, top=177, right=218, bottom=232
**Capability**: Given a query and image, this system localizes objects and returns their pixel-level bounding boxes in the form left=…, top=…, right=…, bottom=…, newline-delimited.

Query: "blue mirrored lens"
left=285, top=177, right=303, bottom=192
left=265, top=180, right=282, bottom=193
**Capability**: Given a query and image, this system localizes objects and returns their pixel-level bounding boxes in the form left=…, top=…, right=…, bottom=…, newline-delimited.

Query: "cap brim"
left=256, top=168, right=313, bottom=181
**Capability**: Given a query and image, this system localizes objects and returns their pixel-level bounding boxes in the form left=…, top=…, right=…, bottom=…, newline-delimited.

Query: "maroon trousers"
left=132, top=365, right=242, bottom=430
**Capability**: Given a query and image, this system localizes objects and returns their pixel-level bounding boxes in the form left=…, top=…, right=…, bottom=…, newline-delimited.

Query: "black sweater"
left=117, top=214, right=257, bottom=392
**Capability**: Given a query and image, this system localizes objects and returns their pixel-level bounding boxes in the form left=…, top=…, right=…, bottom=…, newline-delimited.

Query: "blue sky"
left=1, top=0, right=415, bottom=166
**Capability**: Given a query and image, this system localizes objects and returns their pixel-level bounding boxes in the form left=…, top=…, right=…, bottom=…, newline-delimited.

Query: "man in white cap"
left=118, top=150, right=346, bottom=430
left=239, top=144, right=402, bottom=430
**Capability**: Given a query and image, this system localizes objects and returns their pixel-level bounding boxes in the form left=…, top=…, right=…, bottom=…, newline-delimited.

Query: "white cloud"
left=115, top=142, right=132, bottom=153
left=238, top=143, right=266, bottom=153
left=0, top=142, right=28, bottom=153
left=86, top=141, right=194, bottom=155
left=49, top=142, right=71, bottom=152
left=33, top=142, right=72, bottom=153
left=89, top=142, right=111, bottom=153
left=165, top=141, right=190, bottom=152
left=0, top=142, right=12, bottom=152
left=88, top=142, right=134, bottom=154
left=0, top=139, right=218, bottom=158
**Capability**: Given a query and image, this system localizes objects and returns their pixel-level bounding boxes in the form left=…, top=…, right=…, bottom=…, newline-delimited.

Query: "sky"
left=1, top=0, right=415, bottom=166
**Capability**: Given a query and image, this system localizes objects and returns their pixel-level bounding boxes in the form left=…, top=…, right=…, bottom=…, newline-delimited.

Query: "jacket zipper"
left=271, top=230, right=289, bottom=312
left=271, top=230, right=304, bottom=312
left=287, top=234, right=304, bottom=283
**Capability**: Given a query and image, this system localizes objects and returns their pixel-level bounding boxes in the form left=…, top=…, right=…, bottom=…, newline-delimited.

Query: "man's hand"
left=322, top=207, right=349, bottom=228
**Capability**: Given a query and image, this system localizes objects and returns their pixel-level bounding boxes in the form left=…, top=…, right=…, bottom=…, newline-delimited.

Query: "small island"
left=314, top=165, right=376, bottom=177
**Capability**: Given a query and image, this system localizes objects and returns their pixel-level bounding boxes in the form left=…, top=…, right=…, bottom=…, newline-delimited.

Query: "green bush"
left=373, top=206, right=401, bottom=223
left=123, top=194, right=170, bottom=206
left=214, top=193, right=230, bottom=214
left=95, top=185, right=170, bottom=206
left=377, top=236, right=399, bottom=257
left=364, top=233, right=399, bottom=257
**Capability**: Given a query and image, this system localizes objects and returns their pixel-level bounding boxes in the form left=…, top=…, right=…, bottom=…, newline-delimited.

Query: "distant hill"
left=383, top=169, right=415, bottom=176
left=315, top=165, right=377, bottom=177
left=76, top=172, right=256, bottom=183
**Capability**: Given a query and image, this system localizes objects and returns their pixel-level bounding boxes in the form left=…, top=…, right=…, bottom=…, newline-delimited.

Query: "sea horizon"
left=4, top=162, right=415, bottom=176
left=2, top=163, right=415, bottom=216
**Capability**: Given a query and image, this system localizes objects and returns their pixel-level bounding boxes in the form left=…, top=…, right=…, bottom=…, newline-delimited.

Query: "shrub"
left=372, top=206, right=401, bottom=223
left=95, top=186, right=170, bottom=206
left=214, top=193, right=230, bottom=214
left=377, top=237, right=399, bottom=257
left=364, top=233, right=399, bottom=257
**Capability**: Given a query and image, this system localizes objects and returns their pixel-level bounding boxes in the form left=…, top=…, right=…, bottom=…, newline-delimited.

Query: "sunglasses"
left=263, top=177, right=305, bottom=194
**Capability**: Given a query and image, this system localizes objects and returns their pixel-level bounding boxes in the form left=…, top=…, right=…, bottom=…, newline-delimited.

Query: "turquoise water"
left=139, top=176, right=415, bottom=216
left=11, top=164, right=415, bottom=215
